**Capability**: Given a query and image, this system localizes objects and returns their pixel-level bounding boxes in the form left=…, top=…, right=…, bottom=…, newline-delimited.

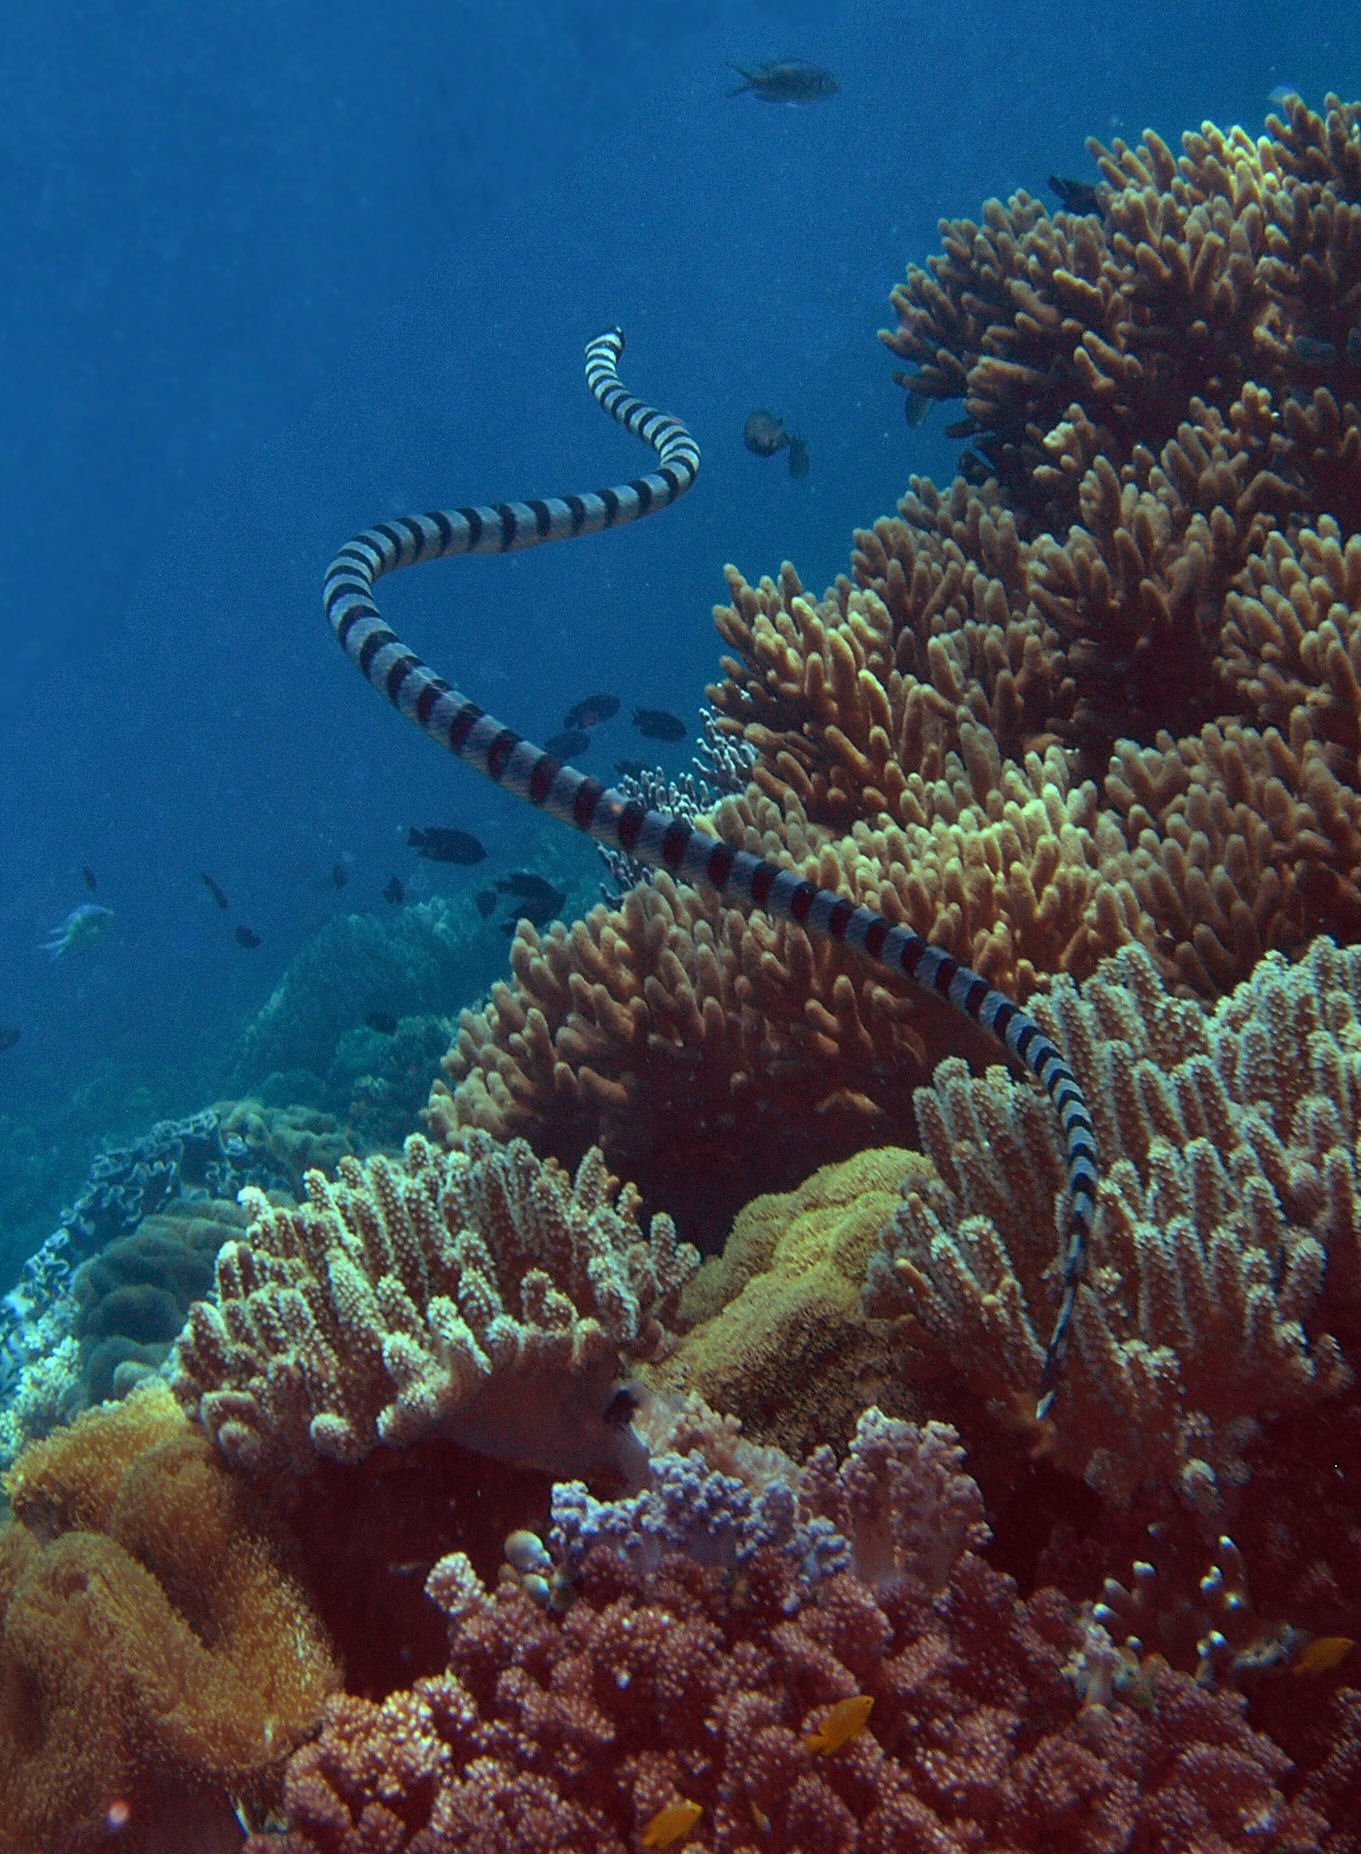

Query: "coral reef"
left=0, top=1382, right=337, bottom=1853
left=435, top=97, right=1361, bottom=1238
left=247, top=1412, right=1324, bottom=1854
left=865, top=937, right=1361, bottom=1516
left=171, top=1131, right=698, bottom=1477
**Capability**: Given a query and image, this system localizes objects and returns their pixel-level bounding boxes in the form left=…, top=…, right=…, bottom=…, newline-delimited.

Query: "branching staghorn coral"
left=865, top=938, right=1361, bottom=1517
left=171, top=1131, right=698, bottom=1479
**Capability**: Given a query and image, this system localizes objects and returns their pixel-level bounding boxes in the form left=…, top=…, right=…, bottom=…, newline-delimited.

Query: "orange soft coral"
left=0, top=1382, right=338, bottom=1853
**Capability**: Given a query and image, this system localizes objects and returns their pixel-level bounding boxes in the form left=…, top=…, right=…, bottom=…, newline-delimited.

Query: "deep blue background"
left=0, top=0, right=1352, bottom=1269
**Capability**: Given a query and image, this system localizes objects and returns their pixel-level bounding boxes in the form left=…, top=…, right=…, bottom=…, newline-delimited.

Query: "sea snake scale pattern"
left=323, top=327, right=1098, bottom=1413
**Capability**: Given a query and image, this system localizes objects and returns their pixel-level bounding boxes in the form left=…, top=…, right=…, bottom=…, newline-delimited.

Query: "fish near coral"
left=743, top=408, right=789, bottom=456
left=804, top=1693, right=874, bottom=1754
left=41, top=902, right=114, bottom=959
left=642, top=1798, right=703, bottom=1848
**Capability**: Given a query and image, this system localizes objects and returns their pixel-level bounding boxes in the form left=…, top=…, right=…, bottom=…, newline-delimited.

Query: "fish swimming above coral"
left=407, top=825, right=487, bottom=864
left=727, top=59, right=839, bottom=103
left=1048, top=172, right=1107, bottom=216
left=743, top=408, right=789, bottom=457
left=41, top=903, right=114, bottom=959
left=563, top=692, right=620, bottom=730
left=543, top=728, right=592, bottom=760
left=787, top=433, right=810, bottom=479
left=0, top=1026, right=19, bottom=1053
left=496, top=872, right=566, bottom=909
left=633, top=707, right=688, bottom=741
left=199, top=871, right=229, bottom=910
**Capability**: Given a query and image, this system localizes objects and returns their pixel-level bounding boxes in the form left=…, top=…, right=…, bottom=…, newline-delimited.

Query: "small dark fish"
left=903, top=387, right=933, bottom=429
left=543, top=729, right=591, bottom=760
left=743, top=409, right=789, bottom=457
left=564, top=693, right=620, bottom=731
left=787, top=434, right=810, bottom=480
left=498, top=898, right=561, bottom=935
left=81, top=866, right=97, bottom=894
left=633, top=708, right=687, bottom=742
left=1291, top=335, right=1340, bottom=369
left=728, top=60, right=839, bottom=104
left=496, top=872, right=567, bottom=908
left=0, top=1026, right=19, bottom=1053
left=1348, top=328, right=1361, bottom=365
left=330, top=862, right=350, bottom=891
left=200, top=872, right=230, bottom=911
left=615, top=759, right=647, bottom=781
left=1049, top=174, right=1106, bottom=217
left=235, top=925, right=262, bottom=948
left=408, top=826, right=487, bottom=865
left=475, top=889, right=498, bottom=918
left=366, top=1010, right=399, bottom=1035
left=383, top=875, right=405, bottom=906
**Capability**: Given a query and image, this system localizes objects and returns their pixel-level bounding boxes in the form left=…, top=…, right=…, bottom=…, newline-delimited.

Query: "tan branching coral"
left=865, top=938, right=1361, bottom=1517
left=171, top=1131, right=698, bottom=1479
left=434, top=95, right=1361, bottom=1239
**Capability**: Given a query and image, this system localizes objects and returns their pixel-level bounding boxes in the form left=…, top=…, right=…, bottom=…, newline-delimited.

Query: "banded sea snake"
left=323, top=327, right=1098, bottom=1413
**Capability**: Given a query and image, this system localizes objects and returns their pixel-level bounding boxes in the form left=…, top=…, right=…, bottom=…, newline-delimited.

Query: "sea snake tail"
left=323, top=326, right=1098, bottom=1414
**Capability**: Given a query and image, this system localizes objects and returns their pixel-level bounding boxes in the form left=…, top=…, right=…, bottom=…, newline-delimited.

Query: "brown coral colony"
left=440, top=95, right=1361, bottom=1254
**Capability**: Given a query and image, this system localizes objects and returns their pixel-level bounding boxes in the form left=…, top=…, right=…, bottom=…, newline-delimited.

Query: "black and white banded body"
left=323, top=326, right=1097, bottom=1411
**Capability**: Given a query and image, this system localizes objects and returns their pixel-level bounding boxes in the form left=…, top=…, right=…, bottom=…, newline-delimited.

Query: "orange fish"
left=641, top=1798, right=703, bottom=1848
left=804, top=1693, right=874, bottom=1755
left=1294, top=1636, right=1354, bottom=1676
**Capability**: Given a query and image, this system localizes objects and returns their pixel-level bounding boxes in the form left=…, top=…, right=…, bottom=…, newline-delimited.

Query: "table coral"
left=171, top=1129, right=698, bottom=1478
left=0, top=1381, right=337, bottom=1854
left=865, top=936, right=1361, bottom=1517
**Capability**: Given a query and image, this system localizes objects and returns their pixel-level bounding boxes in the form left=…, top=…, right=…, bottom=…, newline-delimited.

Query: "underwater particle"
left=563, top=692, right=620, bottom=730
left=787, top=433, right=810, bottom=479
left=365, top=1011, right=399, bottom=1035
left=41, top=903, right=115, bottom=959
left=727, top=59, right=839, bottom=103
left=474, top=889, right=498, bottom=919
left=743, top=408, right=789, bottom=456
left=633, top=708, right=687, bottom=742
left=407, top=826, right=487, bottom=864
left=641, top=1798, right=703, bottom=1848
left=81, top=865, right=98, bottom=893
left=804, top=1694, right=874, bottom=1755
left=200, top=871, right=230, bottom=910
left=0, top=1026, right=19, bottom=1053
left=543, top=728, right=592, bottom=760
left=235, top=925, right=262, bottom=949
left=383, top=875, right=405, bottom=906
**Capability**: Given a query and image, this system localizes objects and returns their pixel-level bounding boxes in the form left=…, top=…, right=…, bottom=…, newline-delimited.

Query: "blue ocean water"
left=0, top=0, right=1350, bottom=1273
